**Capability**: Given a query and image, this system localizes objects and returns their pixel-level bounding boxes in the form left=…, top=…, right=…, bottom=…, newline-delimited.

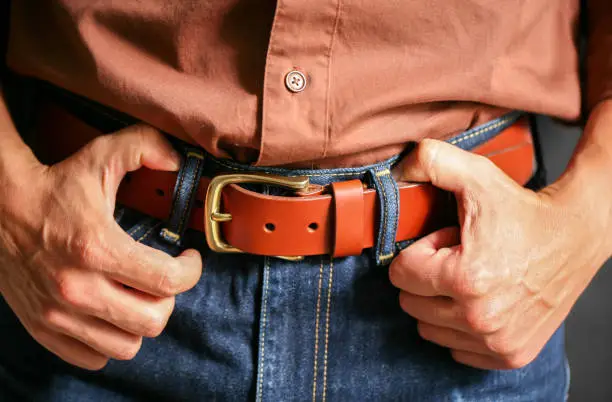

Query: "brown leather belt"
left=35, top=100, right=535, bottom=259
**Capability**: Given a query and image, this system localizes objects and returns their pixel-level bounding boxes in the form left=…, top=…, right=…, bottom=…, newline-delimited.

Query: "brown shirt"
left=5, top=1, right=612, bottom=167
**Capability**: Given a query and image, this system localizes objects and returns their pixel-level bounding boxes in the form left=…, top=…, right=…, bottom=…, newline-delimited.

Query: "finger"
left=44, top=308, right=143, bottom=361
left=399, top=292, right=468, bottom=332
left=389, top=227, right=460, bottom=296
left=450, top=350, right=514, bottom=370
left=417, top=322, right=490, bottom=355
left=103, top=234, right=203, bottom=297
left=35, top=329, right=109, bottom=371
left=77, top=125, right=180, bottom=203
left=53, top=270, right=176, bottom=336
left=396, top=139, right=502, bottom=194
left=96, top=280, right=176, bottom=337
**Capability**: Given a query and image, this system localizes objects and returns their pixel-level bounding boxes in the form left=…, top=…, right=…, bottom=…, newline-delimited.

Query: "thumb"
left=82, top=124, right=180, bottom=193
left=396, top=139, right=497, bottom=194
left=63, top=124, right=181, bottom=209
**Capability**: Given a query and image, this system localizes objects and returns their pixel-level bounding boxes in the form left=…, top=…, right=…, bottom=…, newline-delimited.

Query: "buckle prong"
left=204, top=173, right=310, bottom=261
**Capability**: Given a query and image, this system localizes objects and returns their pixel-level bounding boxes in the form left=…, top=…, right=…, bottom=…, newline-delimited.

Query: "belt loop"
left=159, top=146, right=206, bottom=245
left=331, top=180, right=365, bottom=257
left=367, top=165, right=400, bottom=266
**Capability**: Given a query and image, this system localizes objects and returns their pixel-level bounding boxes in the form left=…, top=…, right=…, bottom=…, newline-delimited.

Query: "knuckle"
left=156, top=269, right=183, bottom=296
left=70, top=231, right=105, bottom=268
left=464, top=304, right=504, bottom=334
left=453, top=261, right=493, bottom=298
left=53, top=273, right=84, bottom=307
left=464, top=307, right=497, bottom=334
left=40, top=306, right=65, bottom=329
left=115, top=338, right=143, bottom=361
left=416, top=139, right=439, bottom=170
left=484, top=332, right=520, bottom=356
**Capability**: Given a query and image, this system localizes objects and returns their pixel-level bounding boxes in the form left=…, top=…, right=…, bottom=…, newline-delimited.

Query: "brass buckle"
left=204, top=173, right=310, bottom=261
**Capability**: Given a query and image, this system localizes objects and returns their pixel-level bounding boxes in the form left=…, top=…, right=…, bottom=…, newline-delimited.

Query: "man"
left=0, top=1, right=610, bottom=401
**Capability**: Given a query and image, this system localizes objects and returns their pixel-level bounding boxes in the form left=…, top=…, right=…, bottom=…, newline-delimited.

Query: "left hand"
left=389, top=139, right=610, bottom=370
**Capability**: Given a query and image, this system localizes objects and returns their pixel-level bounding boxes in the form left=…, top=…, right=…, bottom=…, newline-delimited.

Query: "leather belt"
left=35, top=100, right=535, bottom=259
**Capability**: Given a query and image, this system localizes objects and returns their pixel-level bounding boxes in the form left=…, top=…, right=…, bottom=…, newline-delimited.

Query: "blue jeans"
left=0, top=112, right=569, bottom=401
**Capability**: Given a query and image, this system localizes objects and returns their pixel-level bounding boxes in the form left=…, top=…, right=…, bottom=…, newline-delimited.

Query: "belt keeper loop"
left=331, top=180, right=365, bottom=258
left=159, top=147, right=205, bottom=245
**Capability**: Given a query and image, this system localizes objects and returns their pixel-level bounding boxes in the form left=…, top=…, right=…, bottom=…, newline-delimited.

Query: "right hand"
left=0, top=125, right=203, bottom=370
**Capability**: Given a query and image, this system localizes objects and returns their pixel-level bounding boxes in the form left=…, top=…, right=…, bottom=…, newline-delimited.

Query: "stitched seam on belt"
left=177, top=156, right=203, bottom=235
left=449, top=116, right=513, bottom=146
left=312, top=258, right=324, bottom=402
left=257, top=257, right=271, bottom=401
left=136, top=222, right=162, bottom=243
left=167, top=162, right=188, bottom=235
left=322, top=258, right=334, bottom=402
left=374, top=172, right=390, bottom=260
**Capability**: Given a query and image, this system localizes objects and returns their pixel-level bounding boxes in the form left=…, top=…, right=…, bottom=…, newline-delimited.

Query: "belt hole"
left=195, top=199, right=204, bottom=209
left=155, top=189, right=165, bottom=197
left=308, top=222, right=318, bottom=232
left=265, top=223, right=276, bottom=232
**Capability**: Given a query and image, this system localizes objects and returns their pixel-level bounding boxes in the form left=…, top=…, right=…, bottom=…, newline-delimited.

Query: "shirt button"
left=285, top=70, right=307, bottom=93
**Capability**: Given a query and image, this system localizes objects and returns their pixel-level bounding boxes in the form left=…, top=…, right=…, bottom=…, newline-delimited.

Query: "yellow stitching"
left=312, top=258, right=324, bottom=402
left=379, top=252, right=395, bottom=260
left=374, top=173, right=390, bottom=261
left=375, top=169, right=391, bottom=177
left=449, top=116, right=513, bottom=146
left=213, top=158, right=368, bottom=178
left=186, top=151, right=204, bottom=160
left=168, top=162, right=188, bottom=225
left=322, top=258, right=334, bottom=402
left=136, top=222, right=162, bottom=243
left=177, top=156, right=203, bottom=234
left=127, top=222, right=146, bottom=237
left=160, top=228, right=180, bottom=241
left=257, top=257, right=271, bottom=402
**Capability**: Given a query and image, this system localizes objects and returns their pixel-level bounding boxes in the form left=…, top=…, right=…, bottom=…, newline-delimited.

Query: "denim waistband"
left=24, top=79, right=529, bottom=264
left=164, top=111, right=524, bottom=264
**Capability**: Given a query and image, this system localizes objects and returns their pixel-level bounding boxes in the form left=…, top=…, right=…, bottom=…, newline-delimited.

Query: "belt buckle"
left=204, top=173, right=310, bottom=261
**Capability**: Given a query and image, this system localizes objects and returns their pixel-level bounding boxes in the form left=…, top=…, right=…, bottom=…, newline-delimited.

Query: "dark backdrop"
left=537, top=116, right=612, bottom=402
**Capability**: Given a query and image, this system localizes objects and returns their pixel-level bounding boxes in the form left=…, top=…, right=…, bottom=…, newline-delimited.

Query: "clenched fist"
left=0, top=125, right=202, bottom=370
left=390, top=136, right=611, bottom=370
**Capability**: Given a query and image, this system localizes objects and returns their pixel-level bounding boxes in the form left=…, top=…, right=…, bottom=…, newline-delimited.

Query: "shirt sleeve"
left=586, top=0, right=612, bottom=112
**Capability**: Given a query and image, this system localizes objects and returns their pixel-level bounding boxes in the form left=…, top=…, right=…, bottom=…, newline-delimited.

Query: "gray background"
left=537, top=117, right=612, bottom=402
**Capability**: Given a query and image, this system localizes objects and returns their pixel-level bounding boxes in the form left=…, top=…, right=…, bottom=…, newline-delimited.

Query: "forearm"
left=542, top=99, right=612, bottom=258
left=0, top=86, right=40, bottom=175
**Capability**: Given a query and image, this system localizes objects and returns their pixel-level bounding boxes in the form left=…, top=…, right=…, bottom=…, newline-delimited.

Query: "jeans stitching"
left=256, top=257, right=271, bottom=402
left=322, top=258, right=334, bottom=402
left=312, top=258, right=325, bottom=402
left=127, top=222, right=146, bottom=237
left=211, top=154, right=401, bottom=178
left=177, top=156, right=203, bottom=235
left=449, top=116, right=514, bottom=146
left=374, top=172, right=390, bottom=261
left=136, top=222, right=162, bottom=243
